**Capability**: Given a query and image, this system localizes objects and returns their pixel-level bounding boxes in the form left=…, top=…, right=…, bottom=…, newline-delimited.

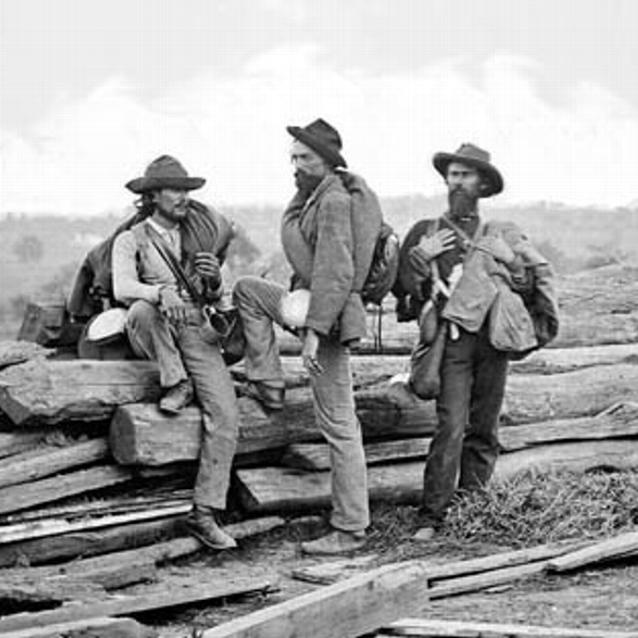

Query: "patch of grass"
left=444, top=468, right=638, bottom=547
left=364, top=469, right=638, bottom=561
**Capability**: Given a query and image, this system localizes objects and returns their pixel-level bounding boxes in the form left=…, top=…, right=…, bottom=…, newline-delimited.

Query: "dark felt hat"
left=286, top=118, right=347, bottom=168
left=433, top=143, right=504, bottom=197
left=126, top=155, right=206, bottom=194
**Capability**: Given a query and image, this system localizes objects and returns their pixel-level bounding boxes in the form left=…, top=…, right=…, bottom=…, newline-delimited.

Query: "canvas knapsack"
left=339, top=172, right=400, bottom=306
left=361, top=221, right=400, bottom=305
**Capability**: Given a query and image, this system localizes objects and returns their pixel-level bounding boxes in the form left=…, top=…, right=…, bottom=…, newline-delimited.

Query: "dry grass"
left=364, top=468, right=638, bottom=561
left=444, top=468, right=638, bottom=548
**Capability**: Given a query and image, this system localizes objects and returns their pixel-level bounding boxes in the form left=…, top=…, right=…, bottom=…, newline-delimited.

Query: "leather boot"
left=242, top=381, right=285, bottom=410
left=186, top=507, right=237, bottom=550
left=159, top=378, right=193, bottom=414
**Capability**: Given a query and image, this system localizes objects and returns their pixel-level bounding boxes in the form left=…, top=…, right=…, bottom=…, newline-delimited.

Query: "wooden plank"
left=499, top=402, right=638, bottom=451
left=382, top=618, right=638, bottom=637
left=494, top=439, right=638, bottom=481
left=0, top=438, right=109, bottom=489
left=0, top=431, right=48, bottom=460
left=0, top=579, right=273, bottom=632
left=0, top=360, right=161, bottom=426
left=426, top=540, right=589, bottom=581
left=0, top=465, right=135, bottom=517
left=0, top=504, right=191, bottom=545
left=428, top=561, right=549, bottom=599
left=546, top=530, right=638, bottom=573
left=201, top=562, right=429, bottom=638
left=282, top=439, right=429, bottom=471
left=0, top=516, right=184, bottom=567
left=0, top=575, right=106, bottom=606
left=0, top=616, right=157, bottom=638
left=237, top=439, right=638, bottom=513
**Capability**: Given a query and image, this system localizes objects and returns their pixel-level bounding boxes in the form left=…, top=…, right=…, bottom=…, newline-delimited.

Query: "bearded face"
left=445, top=162, right=483, bottom=221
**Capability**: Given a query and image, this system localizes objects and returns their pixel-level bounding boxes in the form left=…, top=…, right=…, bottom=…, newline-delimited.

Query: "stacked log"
left=2, top=337, right=638, bottom=631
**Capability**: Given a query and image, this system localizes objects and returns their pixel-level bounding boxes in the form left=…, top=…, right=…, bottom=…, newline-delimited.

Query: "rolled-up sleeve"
left=112, top=231, right=162, bottom=306
left=305, top=193, right=354, bottom=335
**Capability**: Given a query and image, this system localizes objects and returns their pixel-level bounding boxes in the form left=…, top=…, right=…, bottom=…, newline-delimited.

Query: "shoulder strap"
left=144, top=223, right=205, bottom=306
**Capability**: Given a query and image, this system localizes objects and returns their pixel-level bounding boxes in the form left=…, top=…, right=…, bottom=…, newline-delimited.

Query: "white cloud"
left=1, top=45, right=637, bottom=216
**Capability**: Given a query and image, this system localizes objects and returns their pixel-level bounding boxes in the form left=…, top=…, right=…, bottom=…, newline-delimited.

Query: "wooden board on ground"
left=202, top=562, right=429, bottom=638
left=0, top=516, right=284, bottom=595
left=0, top=360, right=161, bottom=426
left=379, top=618, right=638, bottom=637
left=111, top=363, right=638, bottom=466
left=0, top=578, right=273, bottom=632
left=546, top=530, right=638, bottom=573
left=0, top=438, right=109, bottom=489
left=237, top=438, right=638, bottom=513
left=0, top=616, right=157, bottom=638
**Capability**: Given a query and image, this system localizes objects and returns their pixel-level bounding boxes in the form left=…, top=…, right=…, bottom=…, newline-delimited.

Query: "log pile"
left=2, top=334, right=638, bottom=634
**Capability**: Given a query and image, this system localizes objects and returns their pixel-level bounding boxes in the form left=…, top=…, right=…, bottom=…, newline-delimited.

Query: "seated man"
left=112, top=155, right=239, bottom=550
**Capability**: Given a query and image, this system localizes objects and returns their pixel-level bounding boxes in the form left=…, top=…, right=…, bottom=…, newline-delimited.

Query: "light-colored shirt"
left=112, top=220, right=181, bottom=306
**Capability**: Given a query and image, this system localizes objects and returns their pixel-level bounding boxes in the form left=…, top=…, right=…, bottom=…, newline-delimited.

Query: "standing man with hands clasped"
left=393, top=143, right=559, bottom=541
left=233, top=119, right=379, bottom=555
left=112, top=155, right=240, bottom=551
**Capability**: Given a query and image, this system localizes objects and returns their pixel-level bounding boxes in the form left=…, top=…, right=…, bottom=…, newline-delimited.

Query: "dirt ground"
left=129, top=515, right=638, bottom=637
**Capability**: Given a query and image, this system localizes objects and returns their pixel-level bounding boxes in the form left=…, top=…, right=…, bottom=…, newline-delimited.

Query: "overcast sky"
left=1, top=0, right=637, bottom=215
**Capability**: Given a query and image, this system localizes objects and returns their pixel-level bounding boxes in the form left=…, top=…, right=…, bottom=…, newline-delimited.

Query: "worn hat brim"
left=433, top=152, right=503, bottom=197
left=125, top=176, right=206, bottom=194
left=287, top=126, right=347, bottom=169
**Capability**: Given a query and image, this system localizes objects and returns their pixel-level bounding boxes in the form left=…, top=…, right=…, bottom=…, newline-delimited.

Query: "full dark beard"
left=294, top=170, right=324, bottom=198
left=448, top=188, right=478, bottom=221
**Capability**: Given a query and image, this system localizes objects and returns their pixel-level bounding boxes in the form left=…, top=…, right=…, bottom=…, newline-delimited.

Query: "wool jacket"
left=281, top=173, right=378, bottom=344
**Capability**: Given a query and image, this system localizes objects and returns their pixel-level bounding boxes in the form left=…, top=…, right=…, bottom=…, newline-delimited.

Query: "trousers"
left=233, top=276, right=370, bottom=531
left=419, top=324, right=509, bottom=526
left=126, top=300, right=239, bottom=510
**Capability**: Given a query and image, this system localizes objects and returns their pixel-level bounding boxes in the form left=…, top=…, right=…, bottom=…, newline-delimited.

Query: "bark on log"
left=0, top=360, right=160, bottom=425
left=112, top=364, right=638, bottom=466
left=0, top=340, right=53, bottom=371
left=236, top=439, right=638, bottom=514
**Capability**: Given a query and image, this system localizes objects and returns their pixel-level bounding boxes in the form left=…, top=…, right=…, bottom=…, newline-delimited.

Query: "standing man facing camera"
left=233, top=119, right=380, bottom=554
left=393, top=144, right=558, bottom=541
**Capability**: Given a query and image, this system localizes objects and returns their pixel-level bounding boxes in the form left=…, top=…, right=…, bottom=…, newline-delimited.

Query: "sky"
left=1, top=0, right=637, bottom=216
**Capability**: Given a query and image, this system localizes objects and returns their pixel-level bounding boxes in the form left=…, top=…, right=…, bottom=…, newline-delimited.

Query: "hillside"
left=1, top=198, right=638, bottom=339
